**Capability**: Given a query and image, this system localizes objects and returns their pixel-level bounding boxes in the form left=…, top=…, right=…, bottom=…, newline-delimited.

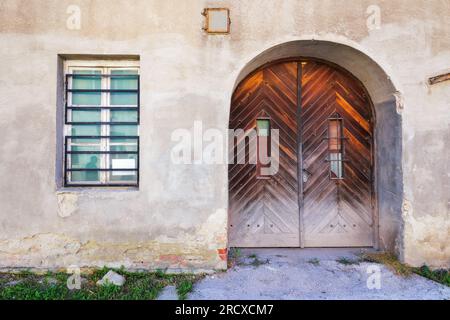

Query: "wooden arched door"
left=229, top=60, right=374, bottom=248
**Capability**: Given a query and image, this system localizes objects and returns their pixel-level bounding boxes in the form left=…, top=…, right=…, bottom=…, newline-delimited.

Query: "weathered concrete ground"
left=188, top=249, right=450, bottom=300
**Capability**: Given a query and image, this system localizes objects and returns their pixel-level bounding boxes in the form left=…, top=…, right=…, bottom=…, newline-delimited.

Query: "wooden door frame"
left=229, top=57, right=379, bottom=249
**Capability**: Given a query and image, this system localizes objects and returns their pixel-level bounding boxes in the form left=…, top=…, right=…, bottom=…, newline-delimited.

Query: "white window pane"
left=109, top=154, right=137, bottom=182
left=330, top=153, right=343, bottom=179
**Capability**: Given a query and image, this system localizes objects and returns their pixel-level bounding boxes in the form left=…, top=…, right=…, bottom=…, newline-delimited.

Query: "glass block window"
left=64, top=62, right=139, bottom=187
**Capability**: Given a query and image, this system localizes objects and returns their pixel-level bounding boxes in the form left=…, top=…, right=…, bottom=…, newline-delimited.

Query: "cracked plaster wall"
left=0, top=0, right=448, bottom=269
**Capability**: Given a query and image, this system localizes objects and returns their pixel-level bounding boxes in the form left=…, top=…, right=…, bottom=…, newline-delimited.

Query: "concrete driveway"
left=188, top=249, right=450, bottom=300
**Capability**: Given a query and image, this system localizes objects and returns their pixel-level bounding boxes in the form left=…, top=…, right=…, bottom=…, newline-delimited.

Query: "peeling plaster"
left=402, top=199, right=450, bottom=268
left=56, top=193, right=78, bottom=218
left=394, top=91, right=405, bottom=114
left=0, top=209, right=228, bottom=272
left=0, top=232, right=226, bottom=272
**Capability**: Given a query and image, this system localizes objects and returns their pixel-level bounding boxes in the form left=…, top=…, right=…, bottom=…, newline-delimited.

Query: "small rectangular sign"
left=112, top=158, right=135, bottom=176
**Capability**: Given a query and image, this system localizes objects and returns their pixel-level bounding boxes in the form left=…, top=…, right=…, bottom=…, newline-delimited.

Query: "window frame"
left=63, top=60, right=140, bottom=188
left=327, top=114, right=345, bottom=180
left=256, top=117, right=272, bottom=179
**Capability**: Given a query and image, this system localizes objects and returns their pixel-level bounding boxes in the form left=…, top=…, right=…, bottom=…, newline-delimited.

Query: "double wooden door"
left=229, top=60, right=374, bottom=247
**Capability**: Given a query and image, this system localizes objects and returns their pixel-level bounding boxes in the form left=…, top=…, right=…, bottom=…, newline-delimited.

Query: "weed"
left=248, top=255, right=269, bottom=267
left=336, top=257, right=360, bottom=265
left=413, top=265, right=449, bottom=287
left=361, top=252, right=450, bottom=287
left=361, top=252, right=412, bottom=277
left=308, top=258, right=320, bottom=266
left=176, top=279, right=195, bottom=300
left=155, top=269, right=167, bottom=278
left=228, top=248, right=242, bottom=267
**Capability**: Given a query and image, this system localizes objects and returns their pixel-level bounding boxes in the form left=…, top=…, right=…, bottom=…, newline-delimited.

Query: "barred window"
left=256, top=118, right=271, bottom=179
left=63, top=61, right=139, bottom=187
left=328, top=115, right=344, bottom=180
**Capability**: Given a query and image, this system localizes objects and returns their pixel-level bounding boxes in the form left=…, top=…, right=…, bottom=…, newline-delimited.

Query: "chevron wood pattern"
left=301, top=61, right=374, bottom=247
left=229, top=62, right=300, bottom=247
left=229, top=60, right=374, bottom=248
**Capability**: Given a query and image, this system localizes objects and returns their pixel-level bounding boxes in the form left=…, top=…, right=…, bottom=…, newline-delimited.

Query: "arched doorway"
left=229, top=59, right=375, bottom=248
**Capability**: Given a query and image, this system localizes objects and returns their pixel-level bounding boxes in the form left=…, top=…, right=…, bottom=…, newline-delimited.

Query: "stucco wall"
left=0, top=0, right=448, bottom=270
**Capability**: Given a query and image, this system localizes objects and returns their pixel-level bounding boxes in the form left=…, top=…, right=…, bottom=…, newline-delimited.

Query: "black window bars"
left=63, top=73, right=140, bottom=187
left=325, top=114, right=346, bottom=180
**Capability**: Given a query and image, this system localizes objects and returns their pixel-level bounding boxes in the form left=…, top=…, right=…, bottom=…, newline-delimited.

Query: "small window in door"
left=256, top=119, right=271, bottom=178
left=328, top=116, right=344, bottom=180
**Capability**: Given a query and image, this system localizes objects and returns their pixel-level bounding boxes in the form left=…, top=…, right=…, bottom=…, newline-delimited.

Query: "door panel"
left=301, top=61, right=373, bottom=247
left=229, top=62, right=300, bottom=247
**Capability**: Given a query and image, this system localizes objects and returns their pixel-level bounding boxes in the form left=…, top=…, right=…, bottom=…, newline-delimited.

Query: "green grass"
left=336, top=257, right=360, bottom=265
left=227, top=248, right=242, bottom=267
left=227, top=249, right=270, bottom=268
left=247, top=255, right=269, bottom=267
left=176, top=279, right=195, bottom=300
left=307, top=258, right=320, bottom=266
left=413, top=266, right=449, bottom=287
left=0, top=267, right=204, bottom=300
